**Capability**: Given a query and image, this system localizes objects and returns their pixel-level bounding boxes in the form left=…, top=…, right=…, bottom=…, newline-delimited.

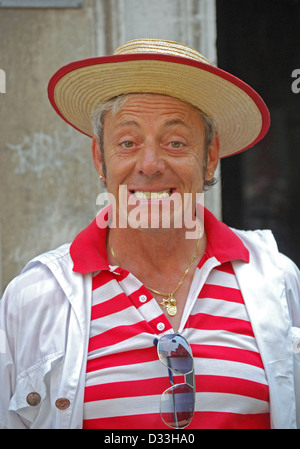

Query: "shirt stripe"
left=83, top=259, right=270, bottom=429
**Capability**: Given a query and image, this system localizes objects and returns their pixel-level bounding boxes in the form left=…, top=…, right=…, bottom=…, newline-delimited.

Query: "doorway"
left=217, top=0, right=300, bottom=267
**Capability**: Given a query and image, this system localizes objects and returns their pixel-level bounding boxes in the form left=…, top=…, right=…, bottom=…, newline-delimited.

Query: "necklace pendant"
left=161, top=296, right=177, bottom=316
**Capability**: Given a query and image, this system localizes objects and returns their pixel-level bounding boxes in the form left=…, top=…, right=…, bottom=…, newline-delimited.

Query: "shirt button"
left=55, top=398, right=70, bottom=410
left=157, top=322, right=165, bottom=331
left=26, top=392, right=41, bottom=407
left=139, top=294, right=147, bottom=303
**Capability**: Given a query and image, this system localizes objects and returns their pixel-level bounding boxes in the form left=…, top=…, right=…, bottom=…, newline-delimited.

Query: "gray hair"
left=92, top=94, right=217, bottom=190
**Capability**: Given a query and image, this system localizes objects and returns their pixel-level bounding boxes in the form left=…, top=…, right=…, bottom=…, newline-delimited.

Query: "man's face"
left=95, top=94, right=219, bottom=231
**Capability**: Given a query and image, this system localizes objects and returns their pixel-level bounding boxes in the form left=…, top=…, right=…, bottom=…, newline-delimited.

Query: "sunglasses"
left=154, top=333, right=195, bottom=429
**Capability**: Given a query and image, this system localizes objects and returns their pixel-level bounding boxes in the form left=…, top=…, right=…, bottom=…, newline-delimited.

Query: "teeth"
left=133, top=189, right=172, bottom=199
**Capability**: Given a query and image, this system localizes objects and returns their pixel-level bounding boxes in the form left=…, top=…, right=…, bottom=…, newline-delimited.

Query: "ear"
left=91, top=135, right=105, bottom=179
left=206, top=133, right=220, bottom=180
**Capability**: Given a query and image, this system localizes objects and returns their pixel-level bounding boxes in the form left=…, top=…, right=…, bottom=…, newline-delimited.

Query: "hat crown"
left=113, top=38, right=211, bottom=66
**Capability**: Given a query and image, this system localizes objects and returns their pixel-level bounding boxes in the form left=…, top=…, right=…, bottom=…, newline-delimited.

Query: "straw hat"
left=48, top=38, right=270, bottom=158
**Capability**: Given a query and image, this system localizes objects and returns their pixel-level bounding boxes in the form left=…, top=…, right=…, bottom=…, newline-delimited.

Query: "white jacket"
left=0, top=228, right=300, bottom=429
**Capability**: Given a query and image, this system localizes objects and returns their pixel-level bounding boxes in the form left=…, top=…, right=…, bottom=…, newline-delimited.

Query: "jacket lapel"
left=232, top=229, right=296, bottom=428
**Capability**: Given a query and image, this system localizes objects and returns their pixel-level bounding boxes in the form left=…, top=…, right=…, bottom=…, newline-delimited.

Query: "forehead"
left=104, top=94, right=205, bottom=129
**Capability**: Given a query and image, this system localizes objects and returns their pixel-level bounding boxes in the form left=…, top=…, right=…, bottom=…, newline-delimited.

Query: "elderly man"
left=1, top=39, right=300, bottom=430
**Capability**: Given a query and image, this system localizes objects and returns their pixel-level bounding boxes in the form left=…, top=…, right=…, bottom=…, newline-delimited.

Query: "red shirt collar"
left=203, top=206, right=249, bottom=264
left=70, top=206, right=249, bottom=274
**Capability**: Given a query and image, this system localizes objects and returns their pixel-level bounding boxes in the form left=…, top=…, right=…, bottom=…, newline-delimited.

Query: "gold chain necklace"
left=108, top=233, right=201, bottom=317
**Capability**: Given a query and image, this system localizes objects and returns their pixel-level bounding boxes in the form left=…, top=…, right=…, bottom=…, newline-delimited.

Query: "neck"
left=107, top=224, right=207, bottom=332
left=107, top=224, right=206, bottom=275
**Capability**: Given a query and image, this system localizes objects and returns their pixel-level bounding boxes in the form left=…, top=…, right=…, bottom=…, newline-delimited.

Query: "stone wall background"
left=0, top=0, right=219, bottom=293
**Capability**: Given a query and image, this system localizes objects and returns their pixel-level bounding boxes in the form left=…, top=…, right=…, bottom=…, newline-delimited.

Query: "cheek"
left=179, top=154, right=205, bottom=182
left=105, top=154, right=136, bottom=191
left=179, top=161, right=206, bottom=197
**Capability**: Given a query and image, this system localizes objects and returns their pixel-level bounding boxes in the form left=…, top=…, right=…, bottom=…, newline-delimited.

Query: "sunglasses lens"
left=160, top=384, right=194, bottom=428
left=157, top=334, right=193, bottom=374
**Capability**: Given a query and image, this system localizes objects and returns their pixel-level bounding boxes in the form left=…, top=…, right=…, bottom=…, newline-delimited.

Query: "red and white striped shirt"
left=70, top=207, right=270, bottom=429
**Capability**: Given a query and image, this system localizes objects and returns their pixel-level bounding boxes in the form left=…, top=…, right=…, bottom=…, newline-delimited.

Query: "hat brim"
left=48, top=53, right=270, bottom=158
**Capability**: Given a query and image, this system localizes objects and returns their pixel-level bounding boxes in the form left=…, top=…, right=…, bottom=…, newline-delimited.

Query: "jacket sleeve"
left=0, top=276, right=30, bottom=428
left=0, top=263, right=67, bottom=429
left=278, top=253, right=300, bottom=428
left=279, top=253, right=300, bottom=327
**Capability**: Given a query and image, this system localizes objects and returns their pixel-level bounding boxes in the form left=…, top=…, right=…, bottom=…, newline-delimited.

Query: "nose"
left=135, top=140, right=166, bottom=177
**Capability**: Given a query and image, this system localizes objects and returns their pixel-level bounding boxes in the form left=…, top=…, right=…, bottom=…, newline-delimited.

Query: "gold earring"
left=208, top=171, right=213, bottom=179
left=99, top=174, right=103, bottom=181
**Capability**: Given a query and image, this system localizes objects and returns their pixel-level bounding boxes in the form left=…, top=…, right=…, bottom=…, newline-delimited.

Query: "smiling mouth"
left=131, top=189, right=173, bottom=199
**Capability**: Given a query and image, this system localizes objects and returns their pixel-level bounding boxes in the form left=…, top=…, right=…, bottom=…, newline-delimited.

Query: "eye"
left=169, top=141, right=184, bottom=149
left=121, top=141, right=134, bottom=149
